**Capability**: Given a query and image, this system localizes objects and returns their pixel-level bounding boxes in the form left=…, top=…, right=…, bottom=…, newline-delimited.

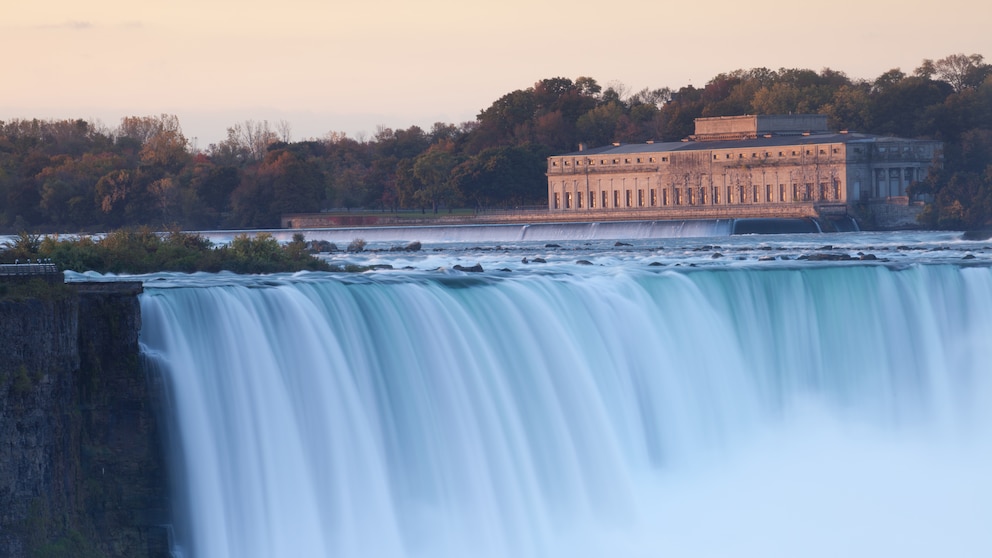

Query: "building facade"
left=547, top=115, right=941, bottom=216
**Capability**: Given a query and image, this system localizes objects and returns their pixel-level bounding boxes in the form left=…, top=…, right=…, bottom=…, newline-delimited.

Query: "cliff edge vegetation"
left=1, top=229, right=331, bottom=275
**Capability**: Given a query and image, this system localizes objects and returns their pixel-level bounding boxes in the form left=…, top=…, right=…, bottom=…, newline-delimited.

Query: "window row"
left=713, top=147, right=841, bottom=160
left=552, top=181, right=844, bottom=209
left=550, top=147, right=843, bottom=168
left=551, top=156, right=670, bottom=167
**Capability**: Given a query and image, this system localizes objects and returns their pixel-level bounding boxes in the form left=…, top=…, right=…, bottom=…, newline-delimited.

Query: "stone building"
left=546, top=115, right=942, bottom=218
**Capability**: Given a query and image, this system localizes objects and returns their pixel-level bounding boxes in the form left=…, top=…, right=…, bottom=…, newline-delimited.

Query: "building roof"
left=558, top=132, right=933, bottom=157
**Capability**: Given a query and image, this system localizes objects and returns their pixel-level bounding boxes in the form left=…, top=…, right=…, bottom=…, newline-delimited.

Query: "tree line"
left=1, top=52, right=990, bottom=233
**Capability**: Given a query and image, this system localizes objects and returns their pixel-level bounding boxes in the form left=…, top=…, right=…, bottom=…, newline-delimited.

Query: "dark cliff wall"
left=0, top=286, right=80, bottom=557
left=0, top=281, right=169, bottom=558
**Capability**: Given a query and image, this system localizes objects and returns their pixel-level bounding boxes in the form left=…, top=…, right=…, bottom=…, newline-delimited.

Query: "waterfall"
left=140, top=264, right=992, bottom=558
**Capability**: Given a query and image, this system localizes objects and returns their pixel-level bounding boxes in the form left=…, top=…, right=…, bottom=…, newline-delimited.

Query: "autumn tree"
left=118, top=115, right=171, bottom=145
left=2, top=56, right=990, bottom=231
left=94, top=169, right=134, bottom=228
left=36, top=152, right=124, bottom=228
left=140, top=124, right=189, bottom=172
left=228, top=147, right=326, bottom=227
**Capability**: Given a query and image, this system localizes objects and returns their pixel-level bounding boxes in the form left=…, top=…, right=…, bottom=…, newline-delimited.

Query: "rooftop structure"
left=691, top=114, right=829, bottom=141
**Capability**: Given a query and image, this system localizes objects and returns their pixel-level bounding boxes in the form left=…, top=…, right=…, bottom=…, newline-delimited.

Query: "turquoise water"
left=132, top=231, right=992, bottom=558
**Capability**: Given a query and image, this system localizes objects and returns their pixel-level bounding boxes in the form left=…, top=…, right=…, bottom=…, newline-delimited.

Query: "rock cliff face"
left=0, top=280, right=169, bottom=558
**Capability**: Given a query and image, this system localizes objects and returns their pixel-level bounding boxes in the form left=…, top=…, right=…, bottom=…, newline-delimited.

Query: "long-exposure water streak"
left=131, top=231, right=992, bottom=558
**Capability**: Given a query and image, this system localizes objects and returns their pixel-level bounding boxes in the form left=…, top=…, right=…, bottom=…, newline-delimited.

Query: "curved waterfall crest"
left=140, top=263, right=992, bottom=558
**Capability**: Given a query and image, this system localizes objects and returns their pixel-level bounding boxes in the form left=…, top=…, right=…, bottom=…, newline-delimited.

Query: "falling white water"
left=139, top=263, right=992, bottom=558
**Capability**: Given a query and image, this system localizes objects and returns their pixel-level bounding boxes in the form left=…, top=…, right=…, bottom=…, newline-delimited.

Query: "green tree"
left=751, top=82, right=802, bottom=115
left=823, top=83, right=872, bottom=131
left=323, top=136, right=375, bottom=209
left=869, top=73, right=953, bottom=137
left=454, top=144, right=548, bottom=208
left=575, top=76, right=602, bottom=97
left=476, top=89, right=538, bottom=141
left=412, top=143, right=461, bottom=213
left=0, top=232, right=41, bottom=262
left=374, top=126, right=429, bottom=159
left=926, top=171, right=992, bottom=229
left=935, top=53, right=991, bottom=92
left=260, top=149, right=325, bottom=217
left=576, top=102, right=624, bottom=146
left=186, top=159, right=239, bottom=226
left=656, top=86, right=703, bottom=140
left=229, top=171, right=274, bottom=228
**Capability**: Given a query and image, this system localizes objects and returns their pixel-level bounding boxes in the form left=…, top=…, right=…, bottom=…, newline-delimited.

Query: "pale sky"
left=3, top=0, right=990, bottom=147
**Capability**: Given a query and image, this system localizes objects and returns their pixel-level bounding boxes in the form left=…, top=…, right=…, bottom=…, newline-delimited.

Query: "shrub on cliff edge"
left=2, top=229, right=331, bottom=274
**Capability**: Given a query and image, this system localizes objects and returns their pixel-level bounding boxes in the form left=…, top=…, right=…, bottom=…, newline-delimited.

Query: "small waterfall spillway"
left=200, top=219, right=736, bottom=245
left=139, top=263, right=992, bottom=558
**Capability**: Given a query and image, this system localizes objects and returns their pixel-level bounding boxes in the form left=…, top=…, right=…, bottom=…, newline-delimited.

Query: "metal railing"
left=0, top=261, right=62, bottom=282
